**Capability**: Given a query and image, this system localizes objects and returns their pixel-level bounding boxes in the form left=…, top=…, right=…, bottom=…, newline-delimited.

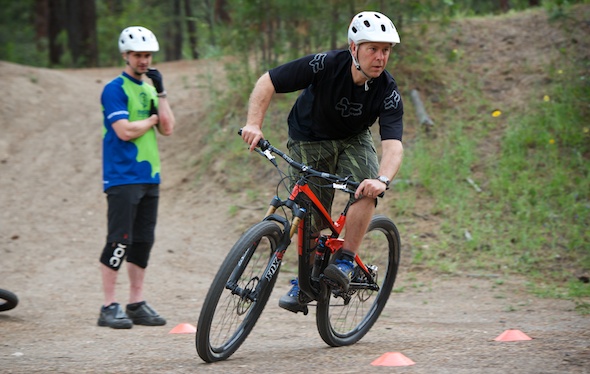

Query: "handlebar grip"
left=238, top=128, right=269, bottom=150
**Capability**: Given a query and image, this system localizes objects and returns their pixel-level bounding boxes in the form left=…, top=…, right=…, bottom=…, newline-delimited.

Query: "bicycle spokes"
left=196, top=221, right=283, bottom=363
left=316, top=216, right=400, bottom=347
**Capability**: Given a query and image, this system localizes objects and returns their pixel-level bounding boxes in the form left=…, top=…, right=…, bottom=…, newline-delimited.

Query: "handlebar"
left=238, top=129, right=387, bottom=198
left=239, top=129, right=359, bottom=188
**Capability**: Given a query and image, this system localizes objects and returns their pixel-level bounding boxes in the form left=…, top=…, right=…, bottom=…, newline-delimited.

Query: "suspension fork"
left=225, top=233, right=289, bottom=302
left=226, top=198, right=304, bottom=302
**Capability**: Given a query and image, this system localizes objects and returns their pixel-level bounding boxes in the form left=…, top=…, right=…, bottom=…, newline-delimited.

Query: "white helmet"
left=348, top=11, right=400, bottom=46
left=118, top=26, right=159, bottom=53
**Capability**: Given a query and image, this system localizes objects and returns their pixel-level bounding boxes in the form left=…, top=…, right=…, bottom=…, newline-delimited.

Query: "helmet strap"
left=349, top=45, right=372, bottom=91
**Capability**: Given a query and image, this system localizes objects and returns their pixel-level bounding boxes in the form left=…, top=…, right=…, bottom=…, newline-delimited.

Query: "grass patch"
left=392, top=7, right=589, bottom=308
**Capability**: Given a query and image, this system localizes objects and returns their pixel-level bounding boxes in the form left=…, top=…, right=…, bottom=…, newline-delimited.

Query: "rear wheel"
left=316, top=215, right=400, bottom=346
left=196, top=221, right=283, bottom=362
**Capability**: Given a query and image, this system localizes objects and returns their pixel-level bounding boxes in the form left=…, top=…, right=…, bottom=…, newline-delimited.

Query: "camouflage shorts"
left=287, top=130, right=379, bottom=231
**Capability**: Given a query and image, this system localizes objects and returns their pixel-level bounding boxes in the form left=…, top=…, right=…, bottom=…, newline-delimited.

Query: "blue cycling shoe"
left=278, top=279, right=308, bottom=314
left=324, top=258, right=354, bottom=292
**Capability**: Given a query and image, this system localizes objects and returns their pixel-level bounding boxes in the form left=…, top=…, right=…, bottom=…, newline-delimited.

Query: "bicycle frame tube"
left=290, top=183, right=379, bottom=294
left=289, top=183, right=345, bottom=243
left=288, top=183, right=352, bottom=300
left=226, top=213, right=292, bottom=302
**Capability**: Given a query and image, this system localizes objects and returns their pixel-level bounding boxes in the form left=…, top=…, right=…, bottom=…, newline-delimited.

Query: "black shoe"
left=324, top=259, right=354, bottom=292
left=97, top=303, right=133, bottom=329
left=126, top=302, right=166, bottom=326
left=278, top=279, right=308, bottom=314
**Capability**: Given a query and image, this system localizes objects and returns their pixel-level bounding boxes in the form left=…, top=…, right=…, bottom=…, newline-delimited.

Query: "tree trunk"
left=105, top=0, right=123, bottom=14
left=184, top=0, right=199, bottom=59
left=330, top=2, right=338, bottom=50
left=34, top=0, right=48, bottom=52
left=499, top=0, right=509, bottom=12
left=215, top=0, right=231, bottom=23
left=48, top=0, right=65, bottom=66
left=79, top=0, right=98, bottom=67
left=166, top=0, right=183, bottom=61
left=64, top=0, right=97, bottom=67
left=410, top=89, right=435, bottom=131
left=203, top=0, right=216, bottom=46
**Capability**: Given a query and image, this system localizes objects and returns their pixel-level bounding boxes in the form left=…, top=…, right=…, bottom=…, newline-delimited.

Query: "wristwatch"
left=377, top=175, right=390, bottom=188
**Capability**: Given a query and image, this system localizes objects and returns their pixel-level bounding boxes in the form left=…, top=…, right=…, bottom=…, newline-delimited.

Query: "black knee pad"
left=126, top=242, right=153, bottom=269
left=100, top=242, right=128, bottom=270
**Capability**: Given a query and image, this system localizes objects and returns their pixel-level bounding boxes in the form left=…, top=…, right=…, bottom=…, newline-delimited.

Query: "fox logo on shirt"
left=384, top=90, right=401, bottom=110
left=309, top=53, right=327, bottom=74
left=336, top=97, right=363, bottom=117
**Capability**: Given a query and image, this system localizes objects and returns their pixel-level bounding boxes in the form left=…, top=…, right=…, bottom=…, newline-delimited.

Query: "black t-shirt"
left=269, top=49, right=403, bottom=142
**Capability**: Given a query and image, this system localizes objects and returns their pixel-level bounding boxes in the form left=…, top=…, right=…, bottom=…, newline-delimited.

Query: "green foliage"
left=2, top=0, right=589, bottom=68
left=0, top=0, right=45, bottom=66
left=394, top=6, right=589, bottom=309
left=488, top=65, right=590, bottom=274
left=574, top=301, right=590, bottom=315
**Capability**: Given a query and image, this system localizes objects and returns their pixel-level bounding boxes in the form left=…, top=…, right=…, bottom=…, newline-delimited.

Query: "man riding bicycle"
left=240, top=11, right=404, bottom=313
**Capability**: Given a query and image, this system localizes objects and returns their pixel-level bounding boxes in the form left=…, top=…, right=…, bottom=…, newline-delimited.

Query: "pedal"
left=321, top=275, right=344, bottom=293
left=279, top=294, right=311, bottom=315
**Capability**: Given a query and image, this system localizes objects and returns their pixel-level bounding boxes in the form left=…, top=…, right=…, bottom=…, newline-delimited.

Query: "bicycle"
left=196, top=134, right=401, bottom=363
left=0, top=288, right=18, bottom=312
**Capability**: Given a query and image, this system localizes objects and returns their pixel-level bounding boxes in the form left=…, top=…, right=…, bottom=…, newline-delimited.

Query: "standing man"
left=98, top=26, right=175, bottom=328
left=240, top=11, right=404, bottom=313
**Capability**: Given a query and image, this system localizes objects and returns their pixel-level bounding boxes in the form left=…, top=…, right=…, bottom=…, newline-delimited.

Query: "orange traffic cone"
left=494, top=329, right=532, bottom=342
left=169, top=323, right=196, bottom=334
left=371, top=352, right=416, bottom=367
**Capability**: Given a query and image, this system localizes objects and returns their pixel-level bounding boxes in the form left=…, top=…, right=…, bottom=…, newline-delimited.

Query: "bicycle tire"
left=316, top=215, right=400, bottom=347
left=196, top=220, right=283, bottom=362
left=0, top=288, right=19, bottom=312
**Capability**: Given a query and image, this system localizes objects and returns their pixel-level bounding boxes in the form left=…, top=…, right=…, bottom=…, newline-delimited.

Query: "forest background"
left=0, top=0, right=580, bottom=69
left=1, top=0, right=589, bottom=314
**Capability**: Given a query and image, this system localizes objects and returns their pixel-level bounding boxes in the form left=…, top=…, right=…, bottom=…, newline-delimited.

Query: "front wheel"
left=196, top=221, right=283, bottom=362
left=316, top=215, right=400, bottom=346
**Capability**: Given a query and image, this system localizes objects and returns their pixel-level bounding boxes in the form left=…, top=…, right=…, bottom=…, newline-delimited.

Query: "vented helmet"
left=348, top=11, right=400, bottom=46
left=118, top=26, right=159, bottom=53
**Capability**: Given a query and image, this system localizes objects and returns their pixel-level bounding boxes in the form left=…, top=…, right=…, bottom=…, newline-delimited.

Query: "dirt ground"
left=1, top=7, right=588, bottom=374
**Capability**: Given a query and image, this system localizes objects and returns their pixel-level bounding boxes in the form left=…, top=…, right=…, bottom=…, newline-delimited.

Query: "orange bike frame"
left=288, top=183, right=371, bottom=276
